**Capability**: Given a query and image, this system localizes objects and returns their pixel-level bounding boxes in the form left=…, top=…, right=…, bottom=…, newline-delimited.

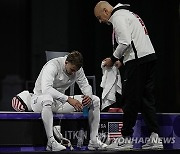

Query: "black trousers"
left=121, top=60, right=159, bottom=137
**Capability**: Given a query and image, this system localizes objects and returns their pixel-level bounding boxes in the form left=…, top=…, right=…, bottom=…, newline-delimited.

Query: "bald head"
left=94, top=1, right=113, bottom=24
left=94, top=1, right=112, bottom=15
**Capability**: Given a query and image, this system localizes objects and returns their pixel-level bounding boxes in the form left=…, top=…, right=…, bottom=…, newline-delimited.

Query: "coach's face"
left=94, top=7, right=111, bottom=25
left=65, top=61, right=79, bottom=76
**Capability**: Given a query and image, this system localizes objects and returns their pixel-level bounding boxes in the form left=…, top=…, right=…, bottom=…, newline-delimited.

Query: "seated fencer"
left=11, top=51, right=107, bottom=151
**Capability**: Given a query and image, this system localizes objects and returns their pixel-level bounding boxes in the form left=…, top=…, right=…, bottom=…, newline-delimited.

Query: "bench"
left=0, top=112, right=180, bottom=152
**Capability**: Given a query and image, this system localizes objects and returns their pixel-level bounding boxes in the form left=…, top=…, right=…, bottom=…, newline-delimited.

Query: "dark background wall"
left=0, top=0, right=179, bottom=112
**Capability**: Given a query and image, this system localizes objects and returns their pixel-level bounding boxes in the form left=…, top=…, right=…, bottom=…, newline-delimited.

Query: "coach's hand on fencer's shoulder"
left=67, top=97, right=83, bottom=111
left=103, top=57, right=113, bottom=68
left=82, top=95, right=92, bottom=107
left=114, top=60, right=122, bottom=68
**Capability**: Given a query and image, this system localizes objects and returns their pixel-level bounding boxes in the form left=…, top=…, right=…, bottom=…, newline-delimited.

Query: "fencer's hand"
left=114, top=60, right=123, bottom=68
left=103, top=57, right=113, bottom=68
left=67, top=97, right=83, bottom=111
left=82, top=95, right=92, bottom=107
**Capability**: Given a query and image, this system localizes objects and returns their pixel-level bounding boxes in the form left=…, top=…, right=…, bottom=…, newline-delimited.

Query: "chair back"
left=45, top=51, right=69, bottom=61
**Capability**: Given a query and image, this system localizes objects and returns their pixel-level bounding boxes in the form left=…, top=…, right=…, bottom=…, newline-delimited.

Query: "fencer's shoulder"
left=44, top=57, right=64, bottom=72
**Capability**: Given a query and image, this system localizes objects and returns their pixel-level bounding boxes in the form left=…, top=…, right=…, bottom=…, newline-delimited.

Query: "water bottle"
left=83, top=106, right=89, bottom=117
left=77, top=128, right=84, bottom=148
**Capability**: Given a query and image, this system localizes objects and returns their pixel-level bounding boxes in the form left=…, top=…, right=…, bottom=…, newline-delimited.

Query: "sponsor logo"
left=64, top=130, right=88, bottom=140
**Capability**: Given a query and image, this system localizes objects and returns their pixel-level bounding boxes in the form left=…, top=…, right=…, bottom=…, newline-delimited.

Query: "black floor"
left=1, top=149, right=180, bottom=154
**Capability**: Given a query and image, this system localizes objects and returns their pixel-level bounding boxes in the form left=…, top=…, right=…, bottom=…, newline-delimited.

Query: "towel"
left=100, top=61, right=122, bottom=110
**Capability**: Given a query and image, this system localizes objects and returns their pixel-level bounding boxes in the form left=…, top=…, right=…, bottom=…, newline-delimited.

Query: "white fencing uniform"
left=13, top=56, right=102, bottom=147
left=31, top=56, right=100, bottom=113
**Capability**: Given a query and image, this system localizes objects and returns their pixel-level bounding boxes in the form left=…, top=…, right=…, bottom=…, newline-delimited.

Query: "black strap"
left=131, top=41, right=138, bottom=59
left=111, top=5, right=130, bottom=17
left=110, top=55, right=119, bottom=64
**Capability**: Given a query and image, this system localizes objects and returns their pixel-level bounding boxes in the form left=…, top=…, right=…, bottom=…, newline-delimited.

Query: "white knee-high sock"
left=41, top=105, right=54, bottom=141
left=88, top=96, right=100, bottom=142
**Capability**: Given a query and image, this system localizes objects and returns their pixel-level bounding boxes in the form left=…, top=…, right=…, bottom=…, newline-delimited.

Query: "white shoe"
left=53, top=125, right=74, bottom=151
left=106, top=137, right=133, bottom=151
left=88, top=138, right=107, bottom=150
left=106, top=137, right=121, bottom=150
left=46, top=139, right=66, bottom=151
left=142, top=132, right=164, bottom=150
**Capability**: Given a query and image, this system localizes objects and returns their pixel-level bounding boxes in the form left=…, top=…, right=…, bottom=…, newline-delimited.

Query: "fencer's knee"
left=40, top=94, right=53, bottom=107
left=92, top=95, right=100, bottom=108
left=42, top=101, right=53, bottom=108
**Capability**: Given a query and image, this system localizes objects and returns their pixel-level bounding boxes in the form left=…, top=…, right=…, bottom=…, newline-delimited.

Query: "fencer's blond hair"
left=66, top=51, right=83, bottom=69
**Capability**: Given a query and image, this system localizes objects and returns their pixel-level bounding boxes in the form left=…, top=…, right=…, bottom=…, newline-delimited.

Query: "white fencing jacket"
left=33, top=56, right=93, bottom=104
left=100, top=61, right=122, bottom=110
